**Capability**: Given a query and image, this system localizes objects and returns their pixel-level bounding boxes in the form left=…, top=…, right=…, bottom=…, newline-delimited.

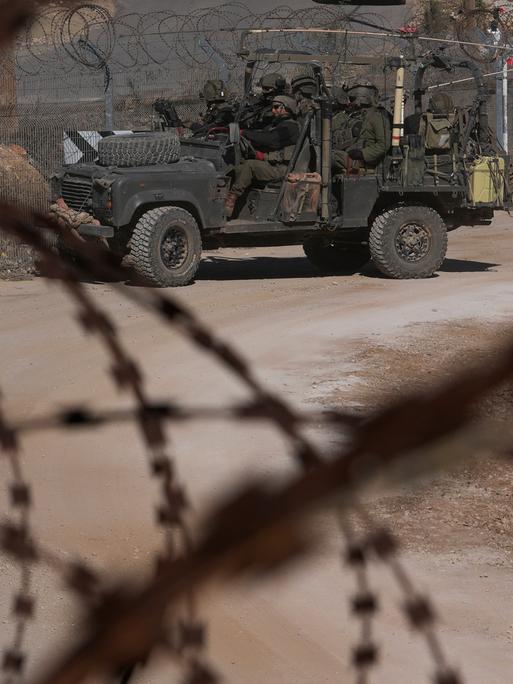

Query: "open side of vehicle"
left=56, top=50, right=510, bottom=287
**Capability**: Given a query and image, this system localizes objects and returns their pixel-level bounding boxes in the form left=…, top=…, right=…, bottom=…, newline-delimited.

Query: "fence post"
left=502, top=59, right=508, bottom=153
left=104, top=64, right=114, bottom=130
left=0, top=49, right=18, bottom=135
left=496, top=59, right=504, bottom=150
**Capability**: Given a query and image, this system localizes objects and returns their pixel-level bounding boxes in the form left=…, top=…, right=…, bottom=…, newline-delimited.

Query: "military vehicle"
left=55, top=50, right=510, bottom=286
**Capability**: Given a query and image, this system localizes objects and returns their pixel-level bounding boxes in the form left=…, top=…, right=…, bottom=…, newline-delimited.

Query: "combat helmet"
left=259, top=72, right=286, bottom=95
left=346, top=80, right=378, bottom=107
left=272, top=95, right=298, bottom=116
left=428, top=92, right=454, bottom=115
left=200, top=79, right=226, bottom=103
left=291, top=73, right=317, bottom=98
left=331, top=85, right=349, bottom=110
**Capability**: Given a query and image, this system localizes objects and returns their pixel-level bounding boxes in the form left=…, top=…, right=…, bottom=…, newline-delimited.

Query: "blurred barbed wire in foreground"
left=0, top=3, right=511, bottom=684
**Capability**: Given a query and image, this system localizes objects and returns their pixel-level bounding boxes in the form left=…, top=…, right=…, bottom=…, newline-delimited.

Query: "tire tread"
left=369, top=205, right=447, bottom=279
left=129, top=207, right=201, bottom=287
left=98, top=132, right=180, bottom=167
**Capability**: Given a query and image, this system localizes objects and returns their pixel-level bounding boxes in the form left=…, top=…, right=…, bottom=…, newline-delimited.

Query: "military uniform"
left=291, top=73, right=318, bottom=119
left=332, top=108, right=364, bottom=161
left=225, top=95, right=299, bottom=218
left=190, top=79, right=235, bottom=136
left=239, top=73, right=286, bottom=130
left=332, top=82, right=390, bottom=174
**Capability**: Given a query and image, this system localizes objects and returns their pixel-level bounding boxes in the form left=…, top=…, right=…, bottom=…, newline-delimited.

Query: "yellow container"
left=468, top=156, right=505, bottom=205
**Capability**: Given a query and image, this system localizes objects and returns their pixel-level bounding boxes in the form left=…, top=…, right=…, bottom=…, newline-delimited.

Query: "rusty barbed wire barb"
left=0, top=394, right=36, bottom=684
left=338, top=513, right=380, bottom=684
left=6, top=401, right=360, bottom=436
left=350, top=504, right=462, bottom=684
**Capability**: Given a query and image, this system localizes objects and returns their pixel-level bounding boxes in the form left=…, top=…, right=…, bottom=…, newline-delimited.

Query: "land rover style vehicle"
left=56, top=50, right=510, bottom=286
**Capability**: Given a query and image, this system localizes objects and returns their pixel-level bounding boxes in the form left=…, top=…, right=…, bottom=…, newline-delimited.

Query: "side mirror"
left=229, top=123, right=241, bottom=144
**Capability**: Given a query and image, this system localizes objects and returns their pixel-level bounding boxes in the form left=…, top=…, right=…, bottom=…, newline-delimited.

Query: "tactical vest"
left=332, top=110, right=364, bottom=151
left=419, top=112, right=456, bottom=151
left=264, top=120, right=300, bottom=165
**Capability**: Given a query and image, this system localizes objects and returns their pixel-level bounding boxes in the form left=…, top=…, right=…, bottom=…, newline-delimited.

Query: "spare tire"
left=97, top=131, right=180, bottom=167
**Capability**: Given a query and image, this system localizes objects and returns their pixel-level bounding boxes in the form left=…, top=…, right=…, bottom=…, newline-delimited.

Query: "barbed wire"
left=13, top=3, right=397, bottom=77
left=4, top=199, right=503, bottom=684
left=0, top=2, right=509, bottom=684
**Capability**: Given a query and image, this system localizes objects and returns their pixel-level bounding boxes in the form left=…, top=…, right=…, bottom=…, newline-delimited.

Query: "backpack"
left=419, top=112, right=456, bottom=151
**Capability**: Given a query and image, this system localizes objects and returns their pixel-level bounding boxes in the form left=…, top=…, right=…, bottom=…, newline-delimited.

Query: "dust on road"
left=1, top=216, right=513, bottom=683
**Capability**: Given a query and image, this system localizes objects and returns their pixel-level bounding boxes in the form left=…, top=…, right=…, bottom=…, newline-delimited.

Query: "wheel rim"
left=395, top=223, right=431, bottom=263
left=160, top=226, right=188, bottom=270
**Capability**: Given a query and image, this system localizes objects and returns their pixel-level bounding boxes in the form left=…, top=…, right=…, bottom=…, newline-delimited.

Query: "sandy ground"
left=1, top=215, right=513, bottom=683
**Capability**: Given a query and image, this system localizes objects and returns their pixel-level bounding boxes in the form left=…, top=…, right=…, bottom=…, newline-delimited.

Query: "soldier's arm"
left=362, top=111, right=388, bottom=164
left=244, top=120, right=298, bottom=151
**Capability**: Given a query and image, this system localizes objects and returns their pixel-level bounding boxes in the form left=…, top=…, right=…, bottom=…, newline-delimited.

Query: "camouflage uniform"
left=291, top=73, right=318, bottom=118
left=190, top=80, right=235, bottom=135
left=225, top=95, right=300, bottom=217
left=332, top=82, right=390, bottom=174
left=239, top=73, right=287, bottom=130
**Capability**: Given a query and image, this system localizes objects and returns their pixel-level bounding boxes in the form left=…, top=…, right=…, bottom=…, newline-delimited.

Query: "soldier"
left=332, top=81, right=390, bottom=175
left=239, top=72, right=287, bottom=130
left=225, top=95, right=300, bottom=219
left=331, top=86, right=352, bottom=137
left=291, top=72, right=318, bottom=117
left=190, top=79, right=235, bottom=135
left=331, top=86, right=364, bottom=172
left=331, top=85, right=349, bottom=116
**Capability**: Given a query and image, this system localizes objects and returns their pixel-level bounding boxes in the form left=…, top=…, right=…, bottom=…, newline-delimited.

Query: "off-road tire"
left=97, top=131, right=180, bottom=167
left=129, top=207, right=202, bottom=287
left=303, top=237, right=370, bottom=274
left=369, top=205, right=447, bottom=279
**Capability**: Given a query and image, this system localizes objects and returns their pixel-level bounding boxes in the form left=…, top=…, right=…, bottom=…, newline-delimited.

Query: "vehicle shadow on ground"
left=198, top=255, right=498, bottom=282
left=439, top=258, right=498, bottom=273
left=361, top=257, right=498, bottom=280
left=197, top=255, right=319, bottom=281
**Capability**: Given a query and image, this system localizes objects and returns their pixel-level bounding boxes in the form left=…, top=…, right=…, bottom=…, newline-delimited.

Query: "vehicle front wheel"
left=129, top=206, right=202, bottom=287
left=369, top=205, right=447, bottom=279
left=303, top=237, right=370, bottom=274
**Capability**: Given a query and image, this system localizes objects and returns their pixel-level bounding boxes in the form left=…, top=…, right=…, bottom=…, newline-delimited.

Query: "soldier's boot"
left=224, top=191, right=238, bottom=219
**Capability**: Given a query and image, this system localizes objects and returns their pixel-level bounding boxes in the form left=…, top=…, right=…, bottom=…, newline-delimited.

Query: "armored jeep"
left=55, top=50, right=510, bottom=286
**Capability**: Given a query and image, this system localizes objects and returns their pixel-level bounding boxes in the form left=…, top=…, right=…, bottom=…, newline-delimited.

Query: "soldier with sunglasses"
left=225, top=95, right=300, bottom=219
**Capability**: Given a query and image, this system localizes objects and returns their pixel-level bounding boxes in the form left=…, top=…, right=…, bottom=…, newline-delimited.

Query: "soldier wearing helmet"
left=239, top=72, right=287, bottom=130
left=331, top=85, right=352, bottom=143
left=189, top=79, right=235, bottom=135
left=225, top=95, right=300, bottom=218
left=291, top=72, right=318, bottom=117
left=332, top=80, right=390, bottom=174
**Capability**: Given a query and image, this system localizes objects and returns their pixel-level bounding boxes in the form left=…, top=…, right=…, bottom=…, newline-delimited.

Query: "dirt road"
left=1, top=216, right=513, bottom=683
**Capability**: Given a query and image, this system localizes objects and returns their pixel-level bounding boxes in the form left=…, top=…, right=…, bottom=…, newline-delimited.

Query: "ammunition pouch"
left=419, top=112, right=455, bottom=151
left=333, top=129, right=352, bottom=151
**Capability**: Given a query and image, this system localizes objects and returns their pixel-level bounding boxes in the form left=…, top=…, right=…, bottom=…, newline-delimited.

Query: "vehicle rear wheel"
left=129, top=207, right=202, bottom=287
left=303, top=237, right=370, bottom=274
left=369, top=205, right=447, bottom=279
